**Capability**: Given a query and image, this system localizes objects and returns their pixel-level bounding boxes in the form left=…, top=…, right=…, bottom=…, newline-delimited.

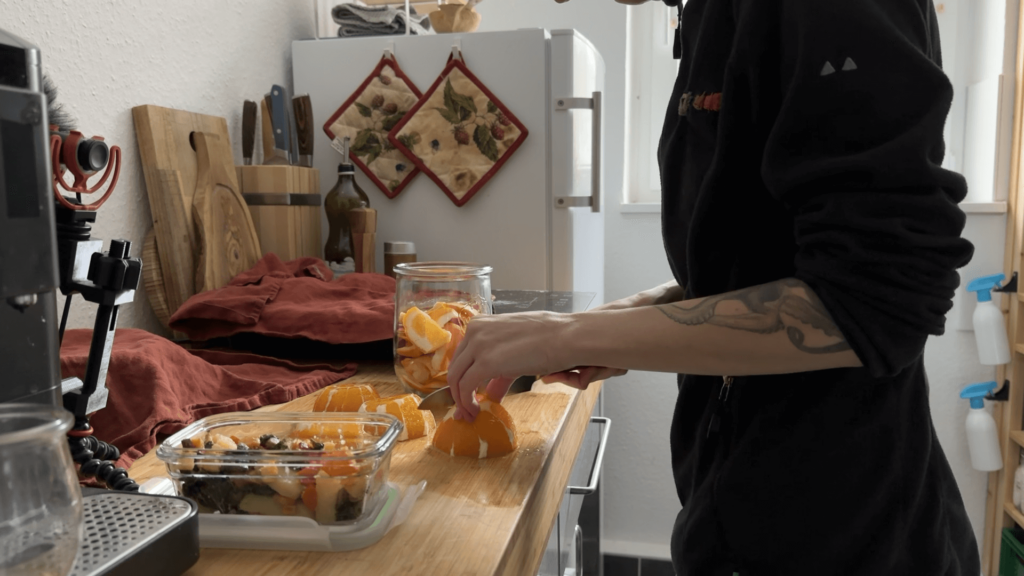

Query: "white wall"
left=481, top=0, right=997, bottom=562
left=1, top=0, right=316, bottom=335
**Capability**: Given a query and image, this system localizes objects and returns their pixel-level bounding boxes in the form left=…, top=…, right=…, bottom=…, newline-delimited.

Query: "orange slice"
left=294, top=422, right=365, bottom=440
left=431, top=393, right=518, bottom=459
left=402, top=307, right=451, bottom=353
left=427, top=302, right=462, bottom=328
left=313, top=384, right=380, bottom=413
left=359, top=394, right=436, bottom=441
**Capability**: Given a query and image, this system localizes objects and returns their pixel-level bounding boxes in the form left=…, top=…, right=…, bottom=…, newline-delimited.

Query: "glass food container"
left=393, top=262, right=493, bottom=396
left=0, top=404, right=83, bottom=576
left=156, top=412, right=401, bottom=526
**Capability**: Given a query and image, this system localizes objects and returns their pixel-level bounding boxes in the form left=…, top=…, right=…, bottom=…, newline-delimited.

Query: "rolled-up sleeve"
left=761, top=0, right=974, bottom=377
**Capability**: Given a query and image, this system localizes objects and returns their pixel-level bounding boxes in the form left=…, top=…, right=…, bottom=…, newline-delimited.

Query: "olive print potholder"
left=387, top=54, right=529, bottom=207
left=323, top=54, right=422, bottom=198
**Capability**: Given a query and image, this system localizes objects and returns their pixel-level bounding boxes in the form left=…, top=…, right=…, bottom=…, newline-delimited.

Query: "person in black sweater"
left=448, top=0, right=979, bottom=573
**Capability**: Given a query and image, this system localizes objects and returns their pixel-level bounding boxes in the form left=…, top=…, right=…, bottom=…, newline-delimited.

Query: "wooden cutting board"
left=132, top=105, right=233, bottom=312
left=191, top=132, right=262, bottom=293
left=142, top=229, right=171, bottom=327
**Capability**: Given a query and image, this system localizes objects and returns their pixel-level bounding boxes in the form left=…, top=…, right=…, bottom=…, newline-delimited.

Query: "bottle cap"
left=967, top=273, right=1006, bottom=303
left=960, top=381, right=998, bottom=409
left=338, top=163, right=355, bottom=174
left=384, top=241, right=416, bottom=255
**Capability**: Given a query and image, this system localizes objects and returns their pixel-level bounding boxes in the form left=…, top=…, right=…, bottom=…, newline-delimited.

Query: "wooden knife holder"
left=236, top=165, right=321, bottom=262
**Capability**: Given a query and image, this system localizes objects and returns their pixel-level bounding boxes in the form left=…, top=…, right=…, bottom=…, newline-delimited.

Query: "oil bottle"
left=324, top=159, right=370, bottom=265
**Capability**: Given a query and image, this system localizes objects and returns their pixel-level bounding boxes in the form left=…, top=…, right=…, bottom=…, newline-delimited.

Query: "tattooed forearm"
left=656, top=279, right=852, bottom=355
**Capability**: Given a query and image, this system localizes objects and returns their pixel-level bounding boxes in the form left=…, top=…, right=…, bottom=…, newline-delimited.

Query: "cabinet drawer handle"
left=575, top=524, right=584, bottom=576
left=569, top=416, right=610, bottom=495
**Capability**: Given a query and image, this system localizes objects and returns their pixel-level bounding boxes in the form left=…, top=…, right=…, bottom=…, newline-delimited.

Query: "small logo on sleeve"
left=679, top=92, right=721, bottom=116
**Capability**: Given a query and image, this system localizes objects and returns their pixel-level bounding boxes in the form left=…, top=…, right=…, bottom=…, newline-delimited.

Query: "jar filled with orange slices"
left=393, top=263, right=492, bottom=396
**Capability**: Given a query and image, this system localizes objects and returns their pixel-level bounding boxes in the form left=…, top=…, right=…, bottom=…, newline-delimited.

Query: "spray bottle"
left=966, top=273, right=1011, bottom=365
left=960, top=381, right=1003, bottom=471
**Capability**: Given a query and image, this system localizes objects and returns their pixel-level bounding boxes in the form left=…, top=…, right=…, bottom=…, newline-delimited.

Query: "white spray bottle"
left=966, top=273, right=1011, bottom=365
left=960, top=381, right=1003, bottom=471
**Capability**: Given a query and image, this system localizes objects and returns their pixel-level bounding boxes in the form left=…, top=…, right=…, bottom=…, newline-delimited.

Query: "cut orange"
left=402, top=306, right=451, bottom=353
left=431, top=393, right=518, bottom=459
left=427, top=302, right=461, bottom=328
left=294, top=422, right=365, bottom=440
left=359, top=393, right=436, bottom=441
left=313, top=384, right=380, bottom=413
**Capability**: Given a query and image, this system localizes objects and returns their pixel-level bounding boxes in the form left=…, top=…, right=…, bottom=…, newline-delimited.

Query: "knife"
left=260, top=96, right=275, bottom=164
left=418, top=375, right=537, bottom=421
left=266, top=85, right=290, bottom=165
left=293, top=95, right=314, bottom=167
left=242, top=100, right=257, bottom=166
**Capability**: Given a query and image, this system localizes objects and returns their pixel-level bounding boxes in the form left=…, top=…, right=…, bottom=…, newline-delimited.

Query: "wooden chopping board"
left=128, top=364, right=600, bottom=576
left=132, top=105, right=233, bottom=313
left=191, top=132, right=261, bottom=293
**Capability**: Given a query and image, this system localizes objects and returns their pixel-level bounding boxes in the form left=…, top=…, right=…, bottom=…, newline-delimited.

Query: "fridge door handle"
left=554, top=91, right=602, bottom=214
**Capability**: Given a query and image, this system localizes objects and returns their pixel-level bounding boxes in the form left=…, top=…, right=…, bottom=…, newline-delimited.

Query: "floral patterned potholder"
left=323, top=54, right=422, bottom=198
left=388, top=54, right=529, bottom=207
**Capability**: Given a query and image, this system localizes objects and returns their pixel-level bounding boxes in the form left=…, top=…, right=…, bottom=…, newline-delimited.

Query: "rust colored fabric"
left=60, top=328, right=356, bottom=468
left=169, top=253, right=396, bottom=344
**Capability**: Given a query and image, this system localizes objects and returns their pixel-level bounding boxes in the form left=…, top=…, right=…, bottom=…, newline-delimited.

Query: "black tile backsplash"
left=603, top=554, right=640, bottom=576
left=640, top=557, right=676, bottom=576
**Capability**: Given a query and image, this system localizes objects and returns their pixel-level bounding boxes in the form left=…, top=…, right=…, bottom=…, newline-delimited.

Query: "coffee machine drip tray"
left=69, top=489, right=199, bottom=576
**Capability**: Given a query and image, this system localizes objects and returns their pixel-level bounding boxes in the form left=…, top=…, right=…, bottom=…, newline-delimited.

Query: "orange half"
left=431, top=393, right=518, bottom=459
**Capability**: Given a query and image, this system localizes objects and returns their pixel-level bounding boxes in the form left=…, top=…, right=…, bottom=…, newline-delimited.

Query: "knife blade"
left=260, top=96, right=275, bottom=164
left=293, top=95, right=314, bottom=168
left=242, top=100, right=257, bottom=166
left=267, top=85, right=290, bottom=165
left=418, top=375, right=537, bottom=421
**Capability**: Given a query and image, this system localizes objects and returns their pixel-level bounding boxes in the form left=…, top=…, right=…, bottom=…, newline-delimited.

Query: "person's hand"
left=448, top=311, right=574, bottom=422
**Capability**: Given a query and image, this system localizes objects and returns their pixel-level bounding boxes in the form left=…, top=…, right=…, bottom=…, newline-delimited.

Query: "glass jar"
left=394, top=263, right=493, bottom=396
left=0, top=405, right=83, bottom=576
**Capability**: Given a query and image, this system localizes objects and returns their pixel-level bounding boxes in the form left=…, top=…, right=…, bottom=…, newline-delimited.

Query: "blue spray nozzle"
left=960, top=381, right=998, bottom=409
left=967, top=273, right=1006, bottom=303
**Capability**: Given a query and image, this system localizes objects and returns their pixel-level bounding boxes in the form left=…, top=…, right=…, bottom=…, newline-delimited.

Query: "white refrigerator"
left=293, top=29, right=606, bottom=304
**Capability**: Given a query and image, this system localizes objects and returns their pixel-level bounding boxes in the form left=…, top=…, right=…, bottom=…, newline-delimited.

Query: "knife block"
left=236, top=165, right=321, bottom=262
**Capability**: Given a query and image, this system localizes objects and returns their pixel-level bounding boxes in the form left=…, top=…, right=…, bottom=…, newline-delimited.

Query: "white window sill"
left=619, top=203, right=662, bottom=214
left=620, top=201, right=1008, bottom=215
left=961, top=201, right=1007, bottom=214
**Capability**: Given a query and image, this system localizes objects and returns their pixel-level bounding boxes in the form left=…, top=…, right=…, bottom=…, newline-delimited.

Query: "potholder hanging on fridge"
left=388, top=51, right=529, bottom=207
left=323, top=53, right=422, bottom=198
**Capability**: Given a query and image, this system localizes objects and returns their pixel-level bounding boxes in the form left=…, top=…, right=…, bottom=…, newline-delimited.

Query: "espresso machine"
left=0, top=28, right=199, bottom=575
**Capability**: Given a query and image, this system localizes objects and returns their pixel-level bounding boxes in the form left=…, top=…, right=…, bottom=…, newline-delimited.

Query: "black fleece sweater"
left=657, top=0, right=978, bottom=574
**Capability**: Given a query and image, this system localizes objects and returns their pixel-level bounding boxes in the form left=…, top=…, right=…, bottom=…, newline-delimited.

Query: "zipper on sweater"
left=706, top=376, right=734, bottom=438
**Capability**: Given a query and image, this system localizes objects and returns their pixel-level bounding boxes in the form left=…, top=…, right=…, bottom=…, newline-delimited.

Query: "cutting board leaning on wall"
left=133, top=105, right=261, bottom=329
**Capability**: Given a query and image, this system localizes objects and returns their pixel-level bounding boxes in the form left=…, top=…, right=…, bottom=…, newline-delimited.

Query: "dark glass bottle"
left=324, top=163, right=370, bottom=264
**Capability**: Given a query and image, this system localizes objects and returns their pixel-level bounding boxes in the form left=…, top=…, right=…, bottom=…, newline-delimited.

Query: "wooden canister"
left=384, top=242, right=417, bottom=278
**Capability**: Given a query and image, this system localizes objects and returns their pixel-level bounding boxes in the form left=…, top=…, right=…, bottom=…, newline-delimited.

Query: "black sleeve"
left=760, top=0, right=974, bottom=377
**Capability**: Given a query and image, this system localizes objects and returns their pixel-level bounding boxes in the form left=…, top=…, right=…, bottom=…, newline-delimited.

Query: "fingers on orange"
left=432, top=393, right=518, bottom=458
left=358, top=393, right=436, bottom=442
left=313, top=383, right=381, bottom=413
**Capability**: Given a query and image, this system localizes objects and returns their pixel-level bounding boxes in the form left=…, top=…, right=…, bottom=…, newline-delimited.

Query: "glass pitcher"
left=0, top=405, right=83, bottom=576
left=394, top=263, right=492, bottom=396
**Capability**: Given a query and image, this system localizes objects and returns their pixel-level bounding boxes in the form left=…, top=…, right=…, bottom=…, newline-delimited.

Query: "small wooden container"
left=236, top=165, right=321, bottom=262
left=384, top=242, right=417, bottom=278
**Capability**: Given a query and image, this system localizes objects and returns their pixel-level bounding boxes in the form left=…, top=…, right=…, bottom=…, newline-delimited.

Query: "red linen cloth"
left=60, top=328, right=356, bottom=468
left=169, top=254, right=396, bottom=344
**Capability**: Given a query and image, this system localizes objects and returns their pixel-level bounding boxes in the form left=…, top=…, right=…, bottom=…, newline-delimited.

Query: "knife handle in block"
left=294, top=95, right=314, bottom=167
left=260, top=97, right=275, bottom=163
left=242, top=100, right=257, bottom=166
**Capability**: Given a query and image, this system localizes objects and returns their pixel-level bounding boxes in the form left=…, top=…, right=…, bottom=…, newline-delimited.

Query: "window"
left=624, top=1, right=681, bottom=205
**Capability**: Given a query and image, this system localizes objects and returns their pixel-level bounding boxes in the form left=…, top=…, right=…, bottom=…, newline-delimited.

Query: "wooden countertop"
left=129, top=363, right=601, bottom=576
